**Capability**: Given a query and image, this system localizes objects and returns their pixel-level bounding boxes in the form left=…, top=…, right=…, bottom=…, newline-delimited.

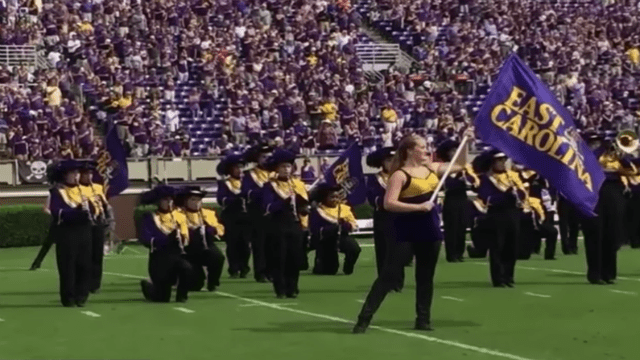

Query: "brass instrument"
left=614, top=130, right=639, bottom=157
left=199, top=208, right=209, bottom=250
left=288, top=178, right=297, bottom=218
left=80, top=192, right=96, bottom=225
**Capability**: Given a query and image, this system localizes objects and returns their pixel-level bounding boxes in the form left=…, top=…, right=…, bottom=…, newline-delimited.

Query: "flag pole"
left=428, top=135, right=470, bottom=203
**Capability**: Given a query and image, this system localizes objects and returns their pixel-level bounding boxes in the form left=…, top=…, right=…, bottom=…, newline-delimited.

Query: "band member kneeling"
left=138, top=185, right=194, bottom=303
left=310, top=183, right=361, bottom=275
left=175, top=186, right=226, bottom=292
left=263, top=149, right=310, bottom=299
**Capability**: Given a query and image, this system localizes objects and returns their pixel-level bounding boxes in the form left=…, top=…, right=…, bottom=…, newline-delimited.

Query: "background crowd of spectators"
left=1, top=0, right=640, bottom=163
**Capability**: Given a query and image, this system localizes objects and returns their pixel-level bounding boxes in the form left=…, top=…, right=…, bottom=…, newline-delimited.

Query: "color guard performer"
left=263, top=149, right=310, bottom=299
left=365, top=147, right=398, bottom=284
left=583, top=131, right=637, bottom=285
left=243, top=143, right=274, bottom=283
left=79, top=161, right=113, bottom=293
left=475, top=149, right=527, bottom=288
left=354, top=132, right=473, bottom=334
left=138, top=185, right=194, bottom=303
left=436, top=139, right=469, bottom=263
left=217, top=154, right=252, bottom=278
left=47, top=160, right=93, bottom=307
left=175, top=186, right=226, bottom=292
left=310, top=183, right=361, bottom=275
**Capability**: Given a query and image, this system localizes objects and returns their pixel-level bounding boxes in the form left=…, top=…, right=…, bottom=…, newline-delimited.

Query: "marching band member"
left=518, top=168, right=558, bottom=260
left=217, top=154, right=251, bottom=278
left=309, top=183, right=361, bottom=275
left=475, top=149, right=527, bottom=288
left=365, top=147, right=399, bottom=285
left=263, top=149, right=310, bottom=299
left=30, top=162, right=59, bottom=270
left=79, top=161, right=112, bottom=293
left=558, top=194, right=580, bottom=255
left=436, top=139, right=469, bottom=263
left=138, top=185, right=194, bottom=303
left=47, top=159, right=93, bottom=307
left=626, top=165, right=640, bottom=249
left=583, top=131, right=637, bottom=285
left=176, top=186, right=226, bottom=292
left=242, top=143, right=274, bottom=283
left=466, top=154, right=489, bottom=259
left=354, top=132, right=473, bottom=334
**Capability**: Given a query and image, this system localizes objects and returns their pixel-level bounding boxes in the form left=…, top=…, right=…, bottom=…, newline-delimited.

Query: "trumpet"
left=199, top=209, right=209, bottom=250
left=80, top=193, right=96, bottom=225
left=288, top=179, right=297, bottom=218
left=613, top=130, right=640, bottom=157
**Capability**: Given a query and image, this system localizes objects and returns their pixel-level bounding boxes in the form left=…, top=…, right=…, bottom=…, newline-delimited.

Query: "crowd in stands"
left=1, top=0, right=640, bottom=162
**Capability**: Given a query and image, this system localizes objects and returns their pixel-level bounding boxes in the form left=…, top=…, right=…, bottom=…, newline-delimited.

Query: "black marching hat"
left=140, top=185, right=176, bottom=205
left=216, top=153, right=245, bottom=176
left=435, top=139, right=459, bottom=162
left=50, top=159, right=83, bottom=183
left=473, top=148, right=507, bottom=174
left=174, top=186, right=207, bottom=207
left=366, top=147, right=396, bottom=168
left=311, top=182, right=342, bottom=203
left=265, top=149, right=296, bottom=172
left=80, top=160, right=97, bottom=172
left=244, top=143, right=273, bottom=163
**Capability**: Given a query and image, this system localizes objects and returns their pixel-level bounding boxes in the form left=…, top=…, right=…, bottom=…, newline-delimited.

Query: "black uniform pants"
left=442, top=192, right=468, bottom=262
left=90, top=225, right=106, bottom=292
left=468, top=216, right=490, bottom=258
left=31, top=220, right=56, bottom=268
left=539, top=211, right=559, bottom=259
left=147, top=250, right=194, bottom=302
left=518, top=213, right=536, bottom=260
left=625, top=193, right=640, bottom=248
left=313, top=230, right=361, bottom=275
left=558, top=197, right=580, bottom=254
left=487, top=208, right=519, bottom=286
left=268, top=214, right=304, bottom=297
left=55, top=223, right=92, bottom=306
left=358, top=241, right=441, bottom=324
left=249, top=208, right=269, bottom=281
left=186, top=233, right=226, bottom=291
left=583, top=181, right=624, bottom=283
left=222, top=211, right=251, bottom=276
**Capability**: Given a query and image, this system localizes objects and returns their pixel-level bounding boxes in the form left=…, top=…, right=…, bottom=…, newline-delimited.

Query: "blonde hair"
left=389, top=134, right=423, bottom=174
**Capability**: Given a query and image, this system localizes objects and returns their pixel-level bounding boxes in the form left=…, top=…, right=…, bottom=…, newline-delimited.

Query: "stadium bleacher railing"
left=0, top=153, right=380, bottom=186
left=0, top=45, right=49, bottom=70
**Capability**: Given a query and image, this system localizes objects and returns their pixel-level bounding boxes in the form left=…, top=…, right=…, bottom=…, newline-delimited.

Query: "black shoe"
left=229, top=272, right=239, bottom=279
left=90, top=288, right=100, bottom=294
left=457, top=257, right=464, bottom=262
left=493, top=283, right=506, bottom=288
left=239, top=267, right=250, bottom=278
left=352, top=319, right=370, bottom=334
left=604, top=280, right=616, bottom=285
left=343, top=265, right=355, bottom=275
left=30, top=263, right=40, bottom=271
left=393, top=286, right=403, bottom=293
left=140, top=279, right=154, bottom=301
left=505, top=282, right=514, bottom=288
left=62, top=302, right=76, bottom=308
left=255, top=276, right=268, bottom=283
left=589, top=279, right=606, bottom=285
left=176, top=295, right=188, bottom=303
left=414, top=320, right=433, bottom=331
left=286, top=293, right=298, bottom=299
left=276, top=294, right=286, bottom=299
left=207, top=284, right=218, bottom=292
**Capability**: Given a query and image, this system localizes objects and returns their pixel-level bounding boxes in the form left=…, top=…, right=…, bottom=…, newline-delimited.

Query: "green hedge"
left=0, top=205, right=51, bottom=248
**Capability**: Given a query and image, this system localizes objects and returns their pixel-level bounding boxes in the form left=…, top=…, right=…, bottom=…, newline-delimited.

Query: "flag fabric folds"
left=474, top=54, right=605, bottom=217
left=96, top=121, right=130, bottom=198
left=322, top=143, right=366, bottom=206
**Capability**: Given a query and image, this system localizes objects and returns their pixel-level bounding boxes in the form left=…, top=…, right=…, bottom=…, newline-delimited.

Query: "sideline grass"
left=2, top=241, right=640, bottom=360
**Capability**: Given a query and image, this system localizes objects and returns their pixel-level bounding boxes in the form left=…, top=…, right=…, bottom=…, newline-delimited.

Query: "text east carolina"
left=490, top=86, right=593, bottom=191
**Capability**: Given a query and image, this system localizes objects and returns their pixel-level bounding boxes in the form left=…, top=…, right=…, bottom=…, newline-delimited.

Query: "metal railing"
left=0, top=45, right=49, bottom=69
left=355, top=43, right=400, bottom=69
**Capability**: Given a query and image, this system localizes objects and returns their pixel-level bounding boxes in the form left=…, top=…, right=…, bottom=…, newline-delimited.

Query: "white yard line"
left=441, top=296, right=464, bottom=302
left=355, top=299, right=365, bottom=303
left=174, top=307, right=195, bottom=313
left=81, top=311, right=101, bottom=318
left=610, top=289, right=637, bottom=296
left=100, top=270, right=535, bottom=360
left=469, top=262, right=640, bottom=283
left=524, top=292, right=551, bottom=298
left=0, top=318, right=5, bottom=322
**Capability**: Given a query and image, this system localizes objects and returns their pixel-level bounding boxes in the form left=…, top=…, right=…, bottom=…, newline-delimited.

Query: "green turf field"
left=1, top=241, right=640, bottom=360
